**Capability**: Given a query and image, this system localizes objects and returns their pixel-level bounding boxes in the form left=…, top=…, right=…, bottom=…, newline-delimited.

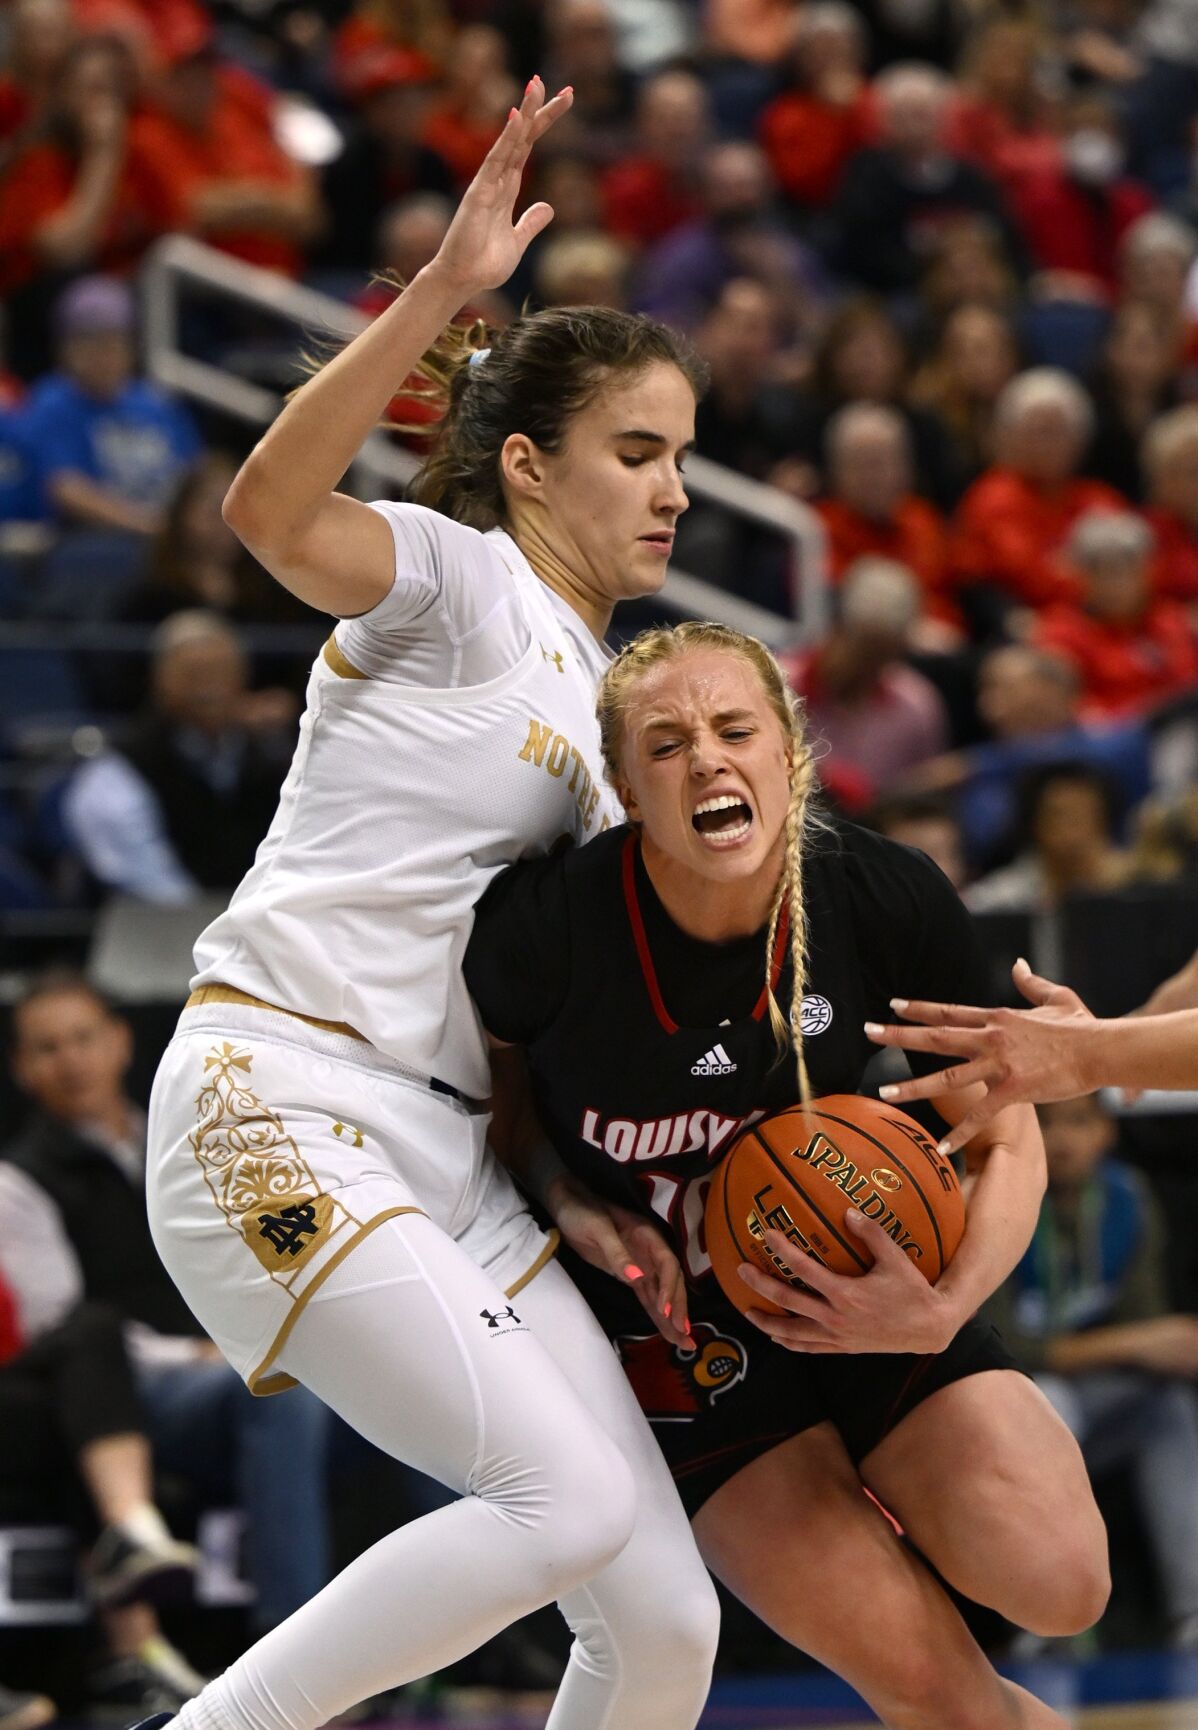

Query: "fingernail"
left=509, top=106, right=519, bottom=119
left=890, top=998, right=908, bottom=1012
left=624, top=1263, right=644, bottom=1281
left=663, top=1301, right=672, bottom=1318
left=683, top=1319, right=692, bottom=1336
left=864, top=1021, right=883, bottom=1035
left=937, top=1140, right=951, bottom=1156
left=1015, top=957, right=1029, bottom=970
left=846, top=1208, right=863, bottom=1227
left=879, top=1084, right=898, bottom=1099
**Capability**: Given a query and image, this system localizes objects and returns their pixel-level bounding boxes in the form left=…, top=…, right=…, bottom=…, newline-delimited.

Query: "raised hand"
left=431, top=75, right=573, bottom=297
left=863, top=959, right=1097, bottom=1155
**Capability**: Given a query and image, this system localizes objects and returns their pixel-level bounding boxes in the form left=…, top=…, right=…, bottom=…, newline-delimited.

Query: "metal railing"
left=139, top=236, right=829, bottom=649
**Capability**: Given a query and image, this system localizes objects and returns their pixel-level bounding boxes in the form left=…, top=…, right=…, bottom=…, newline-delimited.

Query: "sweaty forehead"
left=627, top=650, right=764, bottom=729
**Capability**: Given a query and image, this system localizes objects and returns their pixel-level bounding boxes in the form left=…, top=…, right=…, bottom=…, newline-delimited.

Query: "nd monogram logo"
left=257, top=1201, right=321, bottom=1258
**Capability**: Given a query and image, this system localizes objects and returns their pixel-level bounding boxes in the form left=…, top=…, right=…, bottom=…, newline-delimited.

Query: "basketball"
left=705, top=1095, right=965, bottom=1318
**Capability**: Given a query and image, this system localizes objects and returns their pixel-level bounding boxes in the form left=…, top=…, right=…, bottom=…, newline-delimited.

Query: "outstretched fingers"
left=887, top=996, right=993, bottom=1028
left=864, top=1020, right=989, bottom=1057
left=877, top=1055, right=998, bottom=1104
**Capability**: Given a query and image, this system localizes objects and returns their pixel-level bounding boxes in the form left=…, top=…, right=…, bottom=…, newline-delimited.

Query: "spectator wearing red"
left=419, top=24, right=516, bottom=190
left=331, top=0, right=452, bottom=90
left=128, top=36, right=320, bottom=277
left=0, top=34, right=154, bottom=303
left=1035, top=511, right=1198, bottom=719
left=1144, top=406, right=1198, bottom=603
left=946, top=16, right=1061, bottom=200
left=1010, top=95, right=1154, bottom=301
left=71, top=0, right=213, bottom=73
left=0, top=0, right=77, bottom=148
left=600, top=69, right=707, bottom=248
left=781, top=556, right=950, bottom=795
left=952, top=367, right=1125, bottom=615
left=817, top=402, right=960, bottom=638
left=758, top=2, right=875, bottom=213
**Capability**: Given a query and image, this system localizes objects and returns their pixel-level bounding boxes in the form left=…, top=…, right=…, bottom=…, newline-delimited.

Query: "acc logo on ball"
left=799, top=994, right=833, bottom=1036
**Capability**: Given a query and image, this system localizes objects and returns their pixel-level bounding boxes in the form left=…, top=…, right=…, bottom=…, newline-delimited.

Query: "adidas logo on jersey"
left=692, top=1042, right=737, bottom=1076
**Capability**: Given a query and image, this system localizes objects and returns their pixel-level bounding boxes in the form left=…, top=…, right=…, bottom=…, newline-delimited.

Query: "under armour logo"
left=480, top=1306, right=521, bottom=1328
left=540, top=644, right=564, bottom=673
left=258, top=1202, right=320, bottom=1258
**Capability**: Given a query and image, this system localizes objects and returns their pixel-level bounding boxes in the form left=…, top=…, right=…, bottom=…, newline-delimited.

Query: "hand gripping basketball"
left=704, top=1095, right=964, bottom=1354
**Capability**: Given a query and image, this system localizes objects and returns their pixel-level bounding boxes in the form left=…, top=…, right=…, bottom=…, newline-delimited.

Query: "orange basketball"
left=704, top=1094, right=965, bottom=1318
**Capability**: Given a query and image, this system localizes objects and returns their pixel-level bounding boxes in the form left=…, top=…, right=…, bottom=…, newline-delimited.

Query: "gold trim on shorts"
left=251, top=1205, right=424, bottom=1395
left=322, top=636, right=369, bottom=679
left=505, top=1229, right=560, bottom=1299
left=186, top=984, right=365, bottom=1042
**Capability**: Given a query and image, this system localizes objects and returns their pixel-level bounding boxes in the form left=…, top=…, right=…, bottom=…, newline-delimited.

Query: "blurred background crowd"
left=4, top=0, right=1198, bottom=1719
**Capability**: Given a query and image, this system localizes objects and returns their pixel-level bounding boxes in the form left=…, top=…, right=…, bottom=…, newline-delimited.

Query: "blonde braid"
left=784, top=746, right=819, bottom=1108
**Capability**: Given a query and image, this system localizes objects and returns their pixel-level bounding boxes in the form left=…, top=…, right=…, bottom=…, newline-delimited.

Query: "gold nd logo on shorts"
left=190, top=1043, right=341, bottom=1279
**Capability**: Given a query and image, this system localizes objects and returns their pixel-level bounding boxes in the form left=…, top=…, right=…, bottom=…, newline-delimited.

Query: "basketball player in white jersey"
left=142, top=78, right=720, bottom=1730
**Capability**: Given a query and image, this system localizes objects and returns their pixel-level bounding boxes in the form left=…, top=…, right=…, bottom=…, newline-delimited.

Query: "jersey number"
left=639, top=1171, right=712, bottom=1282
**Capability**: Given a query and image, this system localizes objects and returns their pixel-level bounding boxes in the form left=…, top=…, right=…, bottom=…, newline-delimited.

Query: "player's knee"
left=654, top=1573, right=721, bottom=1679
left=548, top=1436, right=637, bottom=1585
left=1019, top=1540, right=1110, bottom=1637
left=475, top=1427, right=636, bottom=1591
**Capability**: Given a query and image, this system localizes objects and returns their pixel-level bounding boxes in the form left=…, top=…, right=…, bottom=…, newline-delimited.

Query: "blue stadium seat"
left=1017, top=300, right=1111, bottom=379
left=30, top=530, right=150, bottom=622
left=0, top=647, right=92, bottom=747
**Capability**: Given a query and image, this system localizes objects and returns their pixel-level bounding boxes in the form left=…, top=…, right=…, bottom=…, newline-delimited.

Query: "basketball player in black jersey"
left=465, top=622, right=1110, bottom=1730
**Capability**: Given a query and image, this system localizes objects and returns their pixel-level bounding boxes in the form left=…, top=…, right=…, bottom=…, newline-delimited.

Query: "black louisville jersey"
left=465, top=816, right=993, bottom=1296
left=466, top=819, right=1016, bottom=1512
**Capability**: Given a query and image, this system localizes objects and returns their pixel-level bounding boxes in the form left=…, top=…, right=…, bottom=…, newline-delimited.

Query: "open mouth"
left=692, top=794, right=753, bottom=846
left=639, top=532, right=674, bottom=553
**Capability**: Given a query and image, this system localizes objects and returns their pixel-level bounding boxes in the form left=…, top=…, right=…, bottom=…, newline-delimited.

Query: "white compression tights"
left=173, top=1214, right=718, bottom=1730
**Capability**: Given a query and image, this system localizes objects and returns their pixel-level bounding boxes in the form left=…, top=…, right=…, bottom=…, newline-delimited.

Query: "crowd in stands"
left=4, top=0, right=1198, bottom=1715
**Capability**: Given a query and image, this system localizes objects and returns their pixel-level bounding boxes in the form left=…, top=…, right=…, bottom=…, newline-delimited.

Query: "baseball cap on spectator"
left=53, top=276, right=136, bottom=338
left=339, top=43, right=439, bottom=103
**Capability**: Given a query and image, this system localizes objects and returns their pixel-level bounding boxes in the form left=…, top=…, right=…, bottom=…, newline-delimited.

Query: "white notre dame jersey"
left=192, top=502, right=623, bottom=1099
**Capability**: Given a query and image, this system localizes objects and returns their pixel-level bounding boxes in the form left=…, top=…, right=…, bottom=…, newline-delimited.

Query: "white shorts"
left=146, top=1000, right=552, bottom=1395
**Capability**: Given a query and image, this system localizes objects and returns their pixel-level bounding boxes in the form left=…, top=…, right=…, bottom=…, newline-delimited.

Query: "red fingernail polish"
left=509, top=106, right=518, bottom=120
left=624, top=1263, right=644, bottom=1280
left=663, top=1301, right=672, bottom=1318
left=684, top=1319, right=692, bottom=1337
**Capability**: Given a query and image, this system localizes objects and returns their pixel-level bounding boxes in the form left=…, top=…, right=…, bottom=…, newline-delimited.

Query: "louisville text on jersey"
left=518, top=717, right=609, bottom=832
left=580, top=1105, right=765, bottom=1163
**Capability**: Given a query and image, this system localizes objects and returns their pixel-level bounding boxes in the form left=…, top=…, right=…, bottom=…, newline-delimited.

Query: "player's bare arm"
left=739, top=1095, right=1042, bottom=1356
left=865, top=957, right=1198, bottom=1152
left=487, top=1045, right=689, bottom=1348
left=222, top=76, right=573, bottom=617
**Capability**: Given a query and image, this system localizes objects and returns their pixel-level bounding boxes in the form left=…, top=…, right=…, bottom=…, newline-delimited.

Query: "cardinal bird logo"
left=615, top=1321, right=747, bottom=1421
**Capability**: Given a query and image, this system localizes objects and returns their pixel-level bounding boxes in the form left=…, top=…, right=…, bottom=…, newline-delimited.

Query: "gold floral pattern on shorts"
left=191, top=1042, right=341, bottom=1278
